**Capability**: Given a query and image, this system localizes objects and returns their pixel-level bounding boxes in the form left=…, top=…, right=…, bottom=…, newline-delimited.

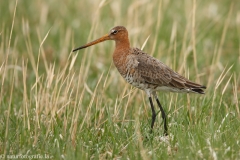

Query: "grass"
left=0, top=0, right=240, bottom=159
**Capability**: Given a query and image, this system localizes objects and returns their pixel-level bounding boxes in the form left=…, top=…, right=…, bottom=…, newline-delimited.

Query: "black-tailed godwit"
left=73, top=26, right=206, bottom=136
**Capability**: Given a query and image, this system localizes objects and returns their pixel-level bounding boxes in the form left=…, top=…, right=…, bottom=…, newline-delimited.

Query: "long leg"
left=149, top=97, right=156, bottom=132
left=154, top=94, right=168, bottom=136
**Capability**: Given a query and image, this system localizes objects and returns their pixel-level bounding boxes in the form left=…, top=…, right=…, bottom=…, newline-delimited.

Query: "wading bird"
left=73, top=26, right=206, bottom=136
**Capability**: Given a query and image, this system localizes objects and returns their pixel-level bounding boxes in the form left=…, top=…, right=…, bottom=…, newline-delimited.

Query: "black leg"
left=149, top=97, right=156, bottom=132
left=155, top=98, right=168, bottom=136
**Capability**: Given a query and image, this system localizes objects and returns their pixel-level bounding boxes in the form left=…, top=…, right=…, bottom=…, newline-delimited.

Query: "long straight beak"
left=73, top=34, right=110, bottom=52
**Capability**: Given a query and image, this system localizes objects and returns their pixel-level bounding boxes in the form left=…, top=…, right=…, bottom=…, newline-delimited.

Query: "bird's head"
left=73, top=26, right=128, bottom=52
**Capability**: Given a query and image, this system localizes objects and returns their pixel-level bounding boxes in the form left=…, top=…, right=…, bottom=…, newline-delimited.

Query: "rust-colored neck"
left=114, top=37, right=130, bottom=51
left=112, top=37, right=131, bottom=76
left=113, top=37, right=131, bottom=61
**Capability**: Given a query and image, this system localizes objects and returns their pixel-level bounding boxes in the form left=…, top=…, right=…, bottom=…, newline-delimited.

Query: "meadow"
left=0, top=0, right=240, bottom=159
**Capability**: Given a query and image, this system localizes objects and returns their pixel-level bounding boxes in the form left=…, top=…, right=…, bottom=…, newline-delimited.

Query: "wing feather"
left=131, top=48, right=206, bottom=93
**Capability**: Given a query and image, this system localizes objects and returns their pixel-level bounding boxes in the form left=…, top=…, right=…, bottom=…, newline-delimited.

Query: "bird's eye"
left=111, top=30, right=118, bottom=35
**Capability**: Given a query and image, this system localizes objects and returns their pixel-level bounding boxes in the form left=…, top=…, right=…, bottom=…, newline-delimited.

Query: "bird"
left=73, top=26, right=206, bottom=136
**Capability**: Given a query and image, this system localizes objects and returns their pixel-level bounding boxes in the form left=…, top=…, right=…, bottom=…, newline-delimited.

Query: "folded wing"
left=132, top=48, right=206, bottom=94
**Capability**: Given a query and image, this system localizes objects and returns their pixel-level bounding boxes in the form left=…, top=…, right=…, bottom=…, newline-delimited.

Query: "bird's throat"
left=115, top=38, right=130, bottom=51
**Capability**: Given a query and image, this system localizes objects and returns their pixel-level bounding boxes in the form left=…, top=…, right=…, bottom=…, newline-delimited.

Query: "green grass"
left=1, top=0, right=240, bottom=159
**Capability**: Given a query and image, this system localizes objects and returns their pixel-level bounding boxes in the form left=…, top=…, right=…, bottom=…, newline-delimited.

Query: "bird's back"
left=117, top=48, right=206, bottom=94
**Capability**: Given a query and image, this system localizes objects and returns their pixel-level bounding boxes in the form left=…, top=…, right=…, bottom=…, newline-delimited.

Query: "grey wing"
left=132, top=48, right=206, bottom=93
left=135, top=54, right=180, bottom=87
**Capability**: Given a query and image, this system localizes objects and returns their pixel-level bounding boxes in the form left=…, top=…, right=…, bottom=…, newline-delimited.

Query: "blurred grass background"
left=0, top=0, right=240, bottom=159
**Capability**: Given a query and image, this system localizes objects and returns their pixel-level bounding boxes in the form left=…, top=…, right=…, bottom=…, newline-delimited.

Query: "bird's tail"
left=185, top=80, right=206, bottom=94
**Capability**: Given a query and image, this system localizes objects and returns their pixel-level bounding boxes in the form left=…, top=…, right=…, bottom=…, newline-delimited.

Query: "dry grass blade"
left=79, top=72, right=104, bottom=131
left=216, top=3, right=233, bottom=63
left=38, top=28, right=52, bottom=72
left=69, top=53, right=79, bottom=71
left=141, top=35, right=150, bottom=50
left=233, top=74, right=240, bottom=119
left=212, top=64, right=233, bottom=108
left=22, top=59, right=30, bottom=130
left=215, top=65, right=233, bottom=90
left=3, top=0, right=18, bottom=155
left=4, top=60, right=18, bottom=155
left=221, top=74, right=232, bottom=96
left=191, top=0, right=199, bottom=82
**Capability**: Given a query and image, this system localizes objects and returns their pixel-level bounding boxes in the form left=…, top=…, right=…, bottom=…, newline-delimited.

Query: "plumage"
left=73, top=26, right=206, bottom=136
left=120, top=47, right=206, bottom=94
